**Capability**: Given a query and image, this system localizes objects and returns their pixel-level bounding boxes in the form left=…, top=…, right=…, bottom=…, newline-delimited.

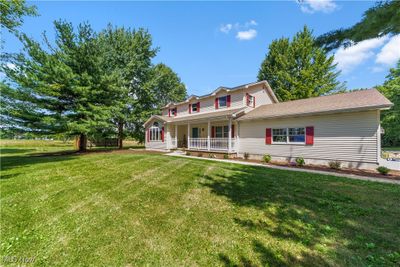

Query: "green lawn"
left=383, top=147, right=400, bottom=151
left=1, top=143, right=400, bottom=266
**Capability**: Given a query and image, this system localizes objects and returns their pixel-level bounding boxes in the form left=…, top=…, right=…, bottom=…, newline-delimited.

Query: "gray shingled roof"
left=237, top=89, right=392, bottom=121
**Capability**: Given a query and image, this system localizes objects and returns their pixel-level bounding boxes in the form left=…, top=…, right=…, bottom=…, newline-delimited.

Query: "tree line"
left=1, top=0, right=399, bottom=148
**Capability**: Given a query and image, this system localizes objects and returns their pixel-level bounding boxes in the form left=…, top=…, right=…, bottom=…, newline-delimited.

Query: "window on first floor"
left=272, top=127, right=305, bottom=144
left=215, top=125, right=229, bottom=138
left=149, top=122, right=162, bottom=141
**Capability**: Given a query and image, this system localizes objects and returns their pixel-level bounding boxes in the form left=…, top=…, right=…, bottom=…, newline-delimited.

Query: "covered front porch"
left=166, top=119, right=238, bottom=153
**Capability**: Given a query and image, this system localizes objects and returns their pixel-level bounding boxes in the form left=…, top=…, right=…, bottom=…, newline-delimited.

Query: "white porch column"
left=228, top=118, right=232, bottom=152
left=207, top=120, right=211, bottom=151
left=175, top=124, right=178, bottom=148
left=165, top=124, right=170, bottom=149
left=187, top=123, right=190, bottom=149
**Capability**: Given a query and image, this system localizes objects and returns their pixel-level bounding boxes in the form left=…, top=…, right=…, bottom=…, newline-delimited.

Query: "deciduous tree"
left=377, top=60, right=400, bottom=147
left=258, top=26, right=344, bottom=101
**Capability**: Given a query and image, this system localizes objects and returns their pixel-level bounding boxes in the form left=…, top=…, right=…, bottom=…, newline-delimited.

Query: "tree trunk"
left=118, top=122, right=124, bottom=149
left=78, top=133, right=87, bottom=152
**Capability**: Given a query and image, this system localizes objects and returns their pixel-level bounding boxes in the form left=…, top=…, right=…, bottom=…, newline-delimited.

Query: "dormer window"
left=219, top=96, right=227, bottom=108
left=215, top=95, right=231, bottom=109
left=189, top=102, right=200, bottom=113
left=246, top=93, right=255, bottom=108
left=169, top=107, right=177, bottom=117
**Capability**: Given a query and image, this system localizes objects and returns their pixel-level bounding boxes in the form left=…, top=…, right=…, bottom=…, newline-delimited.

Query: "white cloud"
left=370, top=66, right=385, bottom=73
left=299, top=0, right=338, bottom=14
left=220, top=24, right=232, bottom=34
left=334, top=37, right=388, bottom=73
left=6, top=63, right=16, bottom=70
left=219, top=20, right=258, bottom=41
left=376, top=35, right=400, bottom=66
left=246, top=20, right=258, bottom=26
left=236, top=29, right=257, bottom=41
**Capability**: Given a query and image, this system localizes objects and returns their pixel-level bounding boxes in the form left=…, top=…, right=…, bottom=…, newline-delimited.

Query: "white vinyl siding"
left=238, top=110, right=379, bottom=164
left=244, top=84, right=273, bottom=107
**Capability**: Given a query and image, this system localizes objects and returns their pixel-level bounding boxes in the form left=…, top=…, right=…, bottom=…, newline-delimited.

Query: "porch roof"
left=162, top=107, right=246, bottom=123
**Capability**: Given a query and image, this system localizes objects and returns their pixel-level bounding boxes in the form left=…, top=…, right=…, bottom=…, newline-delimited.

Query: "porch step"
left=170, top=150, right=186, bottom=156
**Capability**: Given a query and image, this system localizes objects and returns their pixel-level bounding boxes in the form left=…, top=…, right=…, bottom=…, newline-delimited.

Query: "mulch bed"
left=228, top=158, right=400, bottom=180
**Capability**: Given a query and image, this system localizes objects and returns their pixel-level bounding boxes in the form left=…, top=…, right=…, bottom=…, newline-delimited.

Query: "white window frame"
left=191, top=103, right=198, bottom=113
left=247, top=94, right=255, bottom=107
left=170, top=108, right=177, bottom=116
left=215, top=126, right=229, bottom=138
left=272, top=127, right=305, bottom=144
left=218, top=96, right=227, bottom=108
left=149, top=122, right=162, bottom=142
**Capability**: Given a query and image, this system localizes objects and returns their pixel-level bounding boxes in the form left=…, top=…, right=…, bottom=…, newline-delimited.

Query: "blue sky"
left=3, top=1, right=400, bottom=96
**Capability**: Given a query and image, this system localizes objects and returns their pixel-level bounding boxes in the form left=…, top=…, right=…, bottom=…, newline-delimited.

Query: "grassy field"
left=1, top=141, right=399, bottom=266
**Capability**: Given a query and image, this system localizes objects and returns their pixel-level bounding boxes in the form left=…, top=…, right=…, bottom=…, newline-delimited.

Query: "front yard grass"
left=1, top=145, right=399, bottom=266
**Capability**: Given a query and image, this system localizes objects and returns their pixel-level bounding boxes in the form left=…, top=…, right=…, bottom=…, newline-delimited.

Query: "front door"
left=192, top=127, right=199, bottom=138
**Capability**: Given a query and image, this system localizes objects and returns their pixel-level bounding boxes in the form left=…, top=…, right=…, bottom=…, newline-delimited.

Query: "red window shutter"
left=227, top=95, right=231, bottom=107
left=168, top=109, right=171, bottom=117
left=147, top=128, right=150, bottom=142
left=215, top=98, right=218, bottom=109
left=253, top=96, right=255, bottom=108
left=306, top=126, right=314, bottom=145
left=197, top=102, right=200, bottom=112
left=189, top=104, right=191, bottom=114
left=246, top=93, right=249, bottom=106
left=161, top=127, right=164, bottom=142
left=231, top=125, right=235, bottom=138
left=174, top=108, right=177, bottom=116
left=211, top=126, right=215, bottom=138
left=265, top=128, right=272, bottom=145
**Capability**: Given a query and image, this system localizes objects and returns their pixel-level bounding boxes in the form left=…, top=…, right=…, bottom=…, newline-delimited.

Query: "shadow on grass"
left=0, top=148, right=36, bottom=154
left=0, top=148, right=79, bottom=175
left=202, top=164, right=400, bottom=266
left=0, top=146, right=151, bottom=175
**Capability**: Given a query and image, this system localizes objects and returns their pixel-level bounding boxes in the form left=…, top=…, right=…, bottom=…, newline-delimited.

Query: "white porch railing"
left=188, top=138, right=236, bottom=152
left=170, top=137, right=177, bottom=148
left=189, top=138, right=208, bottom=150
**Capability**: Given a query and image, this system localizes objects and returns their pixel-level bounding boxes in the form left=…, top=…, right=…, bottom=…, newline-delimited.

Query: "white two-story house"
left=144, top=80, right=393, bottom=169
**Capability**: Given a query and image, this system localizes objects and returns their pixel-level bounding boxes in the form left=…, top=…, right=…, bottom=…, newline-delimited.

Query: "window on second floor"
left=247, top=94, right=255, bottom=107
left=218, top=96, right=227, bottom=108
left=169, top=108, right=177, bottom=117
left=191, top=102, right=200, bottom=113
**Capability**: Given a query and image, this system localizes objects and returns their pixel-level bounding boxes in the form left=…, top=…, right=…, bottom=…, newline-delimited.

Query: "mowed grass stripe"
left=1, top=144, right=399, bottom=266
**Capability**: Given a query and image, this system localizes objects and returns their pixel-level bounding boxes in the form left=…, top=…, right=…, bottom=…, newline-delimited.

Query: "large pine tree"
left=1, top=21, right=117, bottom=151
left=316, top=0, right=400, bottom=51
left=257, top=26, right=344, bottom=102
